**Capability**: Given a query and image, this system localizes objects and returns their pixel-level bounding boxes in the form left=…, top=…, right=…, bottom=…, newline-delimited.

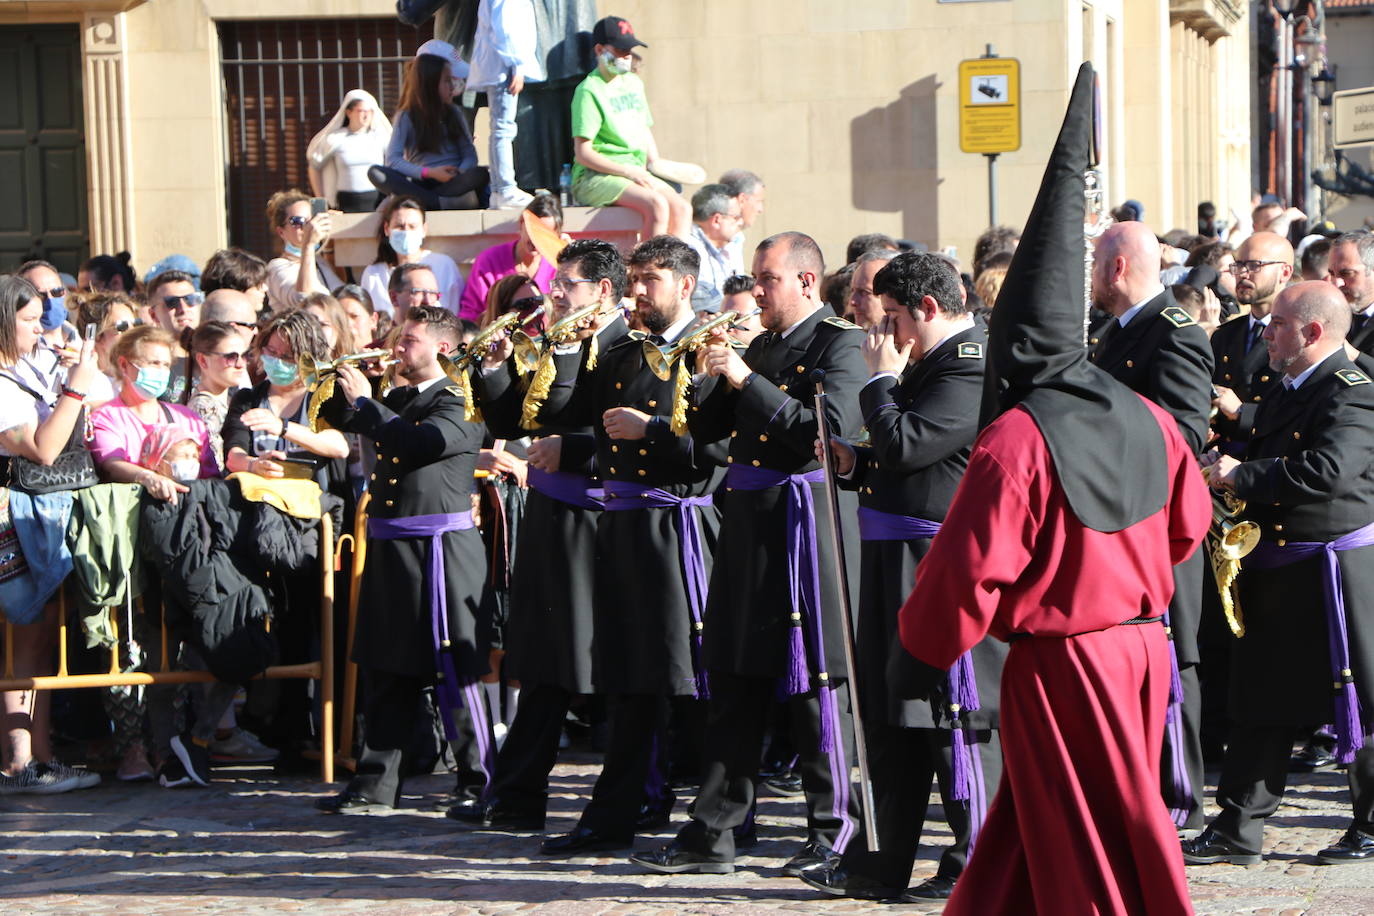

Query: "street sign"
left=959, top=57, right=1021, bottom=154
left=1333, top=86, right=1374, bottom=150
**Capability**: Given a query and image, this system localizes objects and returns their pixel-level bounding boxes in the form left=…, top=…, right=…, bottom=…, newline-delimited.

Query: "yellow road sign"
left=959, top=57, right=1021, bottom=154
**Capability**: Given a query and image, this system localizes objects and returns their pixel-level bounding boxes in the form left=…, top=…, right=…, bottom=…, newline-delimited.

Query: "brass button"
left=779, top=383, right=788, bottom=391
left=1293, top=431, right=1301, bottom=440
left=1274, top=523, right=1283, bottom=531
left=385, top=499, right=394, bottom=507
left=796, top=365, right=805, bottom=373
left=638, top=448, right=647, bottom=456
left=751, top=459, right=761, bottom=467
left=759, top=434, right=767, bottom=442
left=864, top=487, right=873, bottom=494
left=389, top=478, right=397, bottom=485
left=370, top=473, right=376, bottom=481
left=648, top=399, right=657, bottom=407
left=1253, top=396, right=1261, bottom=402
left=730, top=431, right=737, bottom=438
left=1223, top=374, right=1232, bottom=382
left=611, top=444, right=619, bottom=452
left=609, top=467, right=617, bottom=474
left=637, top=469, right=646, bottom=476
left=1261, top=375, right=1270, bottom=382
left=692, top=405, right=699, bottom=411
left=1126, top=359, right=1134, bottom=368
left=615, top=382, right=623, bottom=389
left=392, top=457, right=400, bottom=464
left=727, top=456, right=734, bottom=463
left=1222, top=355, right=1230, bottom=363
left=1277, top=538, right=1287, bottom=546
left=1090, top=337, right=1099, bottom=346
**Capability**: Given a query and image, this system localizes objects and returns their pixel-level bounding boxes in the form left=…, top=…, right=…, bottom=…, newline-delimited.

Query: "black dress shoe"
left=629, top=841, right=734, bottom=874
left=901, top=874, right=957, bottom=901
left=636, top=792, right=676, bottom=831
left=1317, top=828, right=1374, bottom=865
left=796, top=859, right=898, bottom=900
left=446, top=798, right=545, bottom=831
left=315, top=790, right=391, bottom=814
left=761, top=772, right=804, bottom=796
left=782, top=841, right=838, bottom=877
left=1290, top=743, right=1338, bottom=773
left=1180, top=829, right=1261, bottom=866
left=540, top=826, right=635, bottom=857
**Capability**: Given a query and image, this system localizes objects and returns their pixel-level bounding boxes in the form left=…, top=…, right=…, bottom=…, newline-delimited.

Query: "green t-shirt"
left=570, top=70, right=653, bottom=180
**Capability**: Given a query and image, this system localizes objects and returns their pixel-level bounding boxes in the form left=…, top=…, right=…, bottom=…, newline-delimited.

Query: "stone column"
left=82, top=11, right=135, bottom=257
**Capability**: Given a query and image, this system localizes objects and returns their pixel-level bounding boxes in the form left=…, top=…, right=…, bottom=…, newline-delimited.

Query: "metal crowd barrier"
left=0, top=513, right=336, bottom=784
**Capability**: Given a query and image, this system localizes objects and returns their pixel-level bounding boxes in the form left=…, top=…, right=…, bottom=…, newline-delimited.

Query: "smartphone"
left=277, top=456, right=317, bottom=480
left=85, top=322, right=97, bottom=341
left=310, top=196, right=328, bottom=216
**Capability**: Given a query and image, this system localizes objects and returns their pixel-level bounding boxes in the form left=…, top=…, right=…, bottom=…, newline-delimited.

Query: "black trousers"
left=1160, top=662, right=1206, bottom=829
left=675, top=670, right=860, bottom=861
left=367, top=165, right=488, bottom=211
left=1211, top=724, right=1374, bottom=852
left=348, top=668, right=489, bottom=807
left=840, top=725, right=1002, bottom=889
left=576, top=694, right=671, bottom=836
left=483, top=682, right=572, bottom=816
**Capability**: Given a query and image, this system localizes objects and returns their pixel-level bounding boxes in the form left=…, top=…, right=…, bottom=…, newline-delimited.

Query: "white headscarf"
left=306, top=89, right=393, bottom=206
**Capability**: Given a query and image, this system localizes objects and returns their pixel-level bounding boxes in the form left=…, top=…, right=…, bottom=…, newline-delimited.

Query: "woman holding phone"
left=264, top=190, right=343, bottom=312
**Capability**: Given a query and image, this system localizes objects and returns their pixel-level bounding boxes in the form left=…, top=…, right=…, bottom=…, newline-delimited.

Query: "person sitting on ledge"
left=368, top=40, right=489, bottom=211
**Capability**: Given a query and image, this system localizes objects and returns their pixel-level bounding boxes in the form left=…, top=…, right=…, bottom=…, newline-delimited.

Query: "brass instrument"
left=447, top=303, right=547, bottom=375
left=642, top=307, right=762, bottom=381
left=301, top=349, right=399, bottom=432
left=1202, top=466, right=1260, bottom=637
left=541, top=299, right=622, bottom=348
left=519, top=300, right=624, bottom=429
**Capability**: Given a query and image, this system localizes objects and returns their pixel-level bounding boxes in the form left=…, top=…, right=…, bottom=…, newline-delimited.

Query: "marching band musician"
left=450, top=240, right=630, bottom=830
left=526, top=235, right=728, bottom=856
left=1186, top=281, right=1374, bottom=866
left=315, top=305, right=496, bottom=813
left=1090, top=218, right=1215, bottom=831
left=632, top=231, right=868, bottom=877
left=800, top=251, right=1004, bottom=902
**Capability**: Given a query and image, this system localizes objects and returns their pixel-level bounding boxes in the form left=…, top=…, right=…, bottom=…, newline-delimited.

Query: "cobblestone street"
left=2, top=754, right=1372, bottom=915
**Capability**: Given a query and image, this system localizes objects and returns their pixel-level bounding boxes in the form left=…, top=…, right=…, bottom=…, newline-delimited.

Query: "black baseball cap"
left=592, top=16, right=648, bottom=51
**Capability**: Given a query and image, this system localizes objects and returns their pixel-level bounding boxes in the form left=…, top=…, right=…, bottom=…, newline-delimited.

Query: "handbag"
left=0, top=372, right=98, bottom=494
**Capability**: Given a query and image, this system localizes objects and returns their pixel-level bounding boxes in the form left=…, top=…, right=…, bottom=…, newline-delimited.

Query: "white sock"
left=481, top=681, right=501, bottom=726
left=503, top=686, right=521, bottom=727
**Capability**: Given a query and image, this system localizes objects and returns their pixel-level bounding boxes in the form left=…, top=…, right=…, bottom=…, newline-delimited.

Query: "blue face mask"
left=388, top=229, right=424, bottom=257
left=133, top=365, right=170, bottom=400
left=283, top=241, right=322, bottom=258
left=261, top=354, right=300, bottom=386
left=40, top=296, right=67, bottom=332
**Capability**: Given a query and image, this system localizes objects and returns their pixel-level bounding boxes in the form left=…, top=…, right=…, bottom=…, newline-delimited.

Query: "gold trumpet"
left=541, top=299, right=622, bottom=348
left=1202, top=466, right=1260, bottom=637
left=446, top=303, right=547, bottom=375
left=302, top=349, right=399, bottom=432
left=519, top=300, right=624, bottom=430
left=643, top=307, right=762, bottom=381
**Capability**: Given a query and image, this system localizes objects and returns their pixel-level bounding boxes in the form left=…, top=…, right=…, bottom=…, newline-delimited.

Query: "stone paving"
left=1, top=754, right=1373, bottom=914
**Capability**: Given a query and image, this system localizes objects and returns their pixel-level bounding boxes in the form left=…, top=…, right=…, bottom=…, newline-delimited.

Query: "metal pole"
left=811, top=369, right=879, bottom=852
left=987, top=154, right=999, bottom=227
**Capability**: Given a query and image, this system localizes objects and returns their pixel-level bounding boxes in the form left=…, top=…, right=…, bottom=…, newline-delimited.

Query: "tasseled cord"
left=520, top=350, right=557, bottom=430
left=947, top=652, right=980, bottom=802
left=786, top=613, right=809, bottom=695
left=458, top=367, right=482, bottom=423
left=670, top=359, right=692, bottom=436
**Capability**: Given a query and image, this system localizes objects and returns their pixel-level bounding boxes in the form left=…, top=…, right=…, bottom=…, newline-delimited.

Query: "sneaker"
left=39, top=760, right=100, bottom=791
left=159, top=757, right=193, bottom=789
left=0, top=761, right=89, bottom=795
left=117, top=745, right=156, bottom=782
left=210, top=727, right=280, bottom=765
left=170, top=733, right=212, bottom=787
left=490, top=187, right=535, bottom=210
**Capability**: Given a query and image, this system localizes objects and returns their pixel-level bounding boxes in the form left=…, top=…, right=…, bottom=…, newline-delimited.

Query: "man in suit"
left=1327, top=232, right=1374, bottom=356
left=1090, top=220, right=1214, bottom=832
left=798, top=252, right=1005, bottom=902
left=631, top=231, right=868, bottom=876
left=316, top=305, right=492, bottom=812
left=1184, top=281, right=1374, bottom=865
left=1211, top=232, right=1293, bottom=455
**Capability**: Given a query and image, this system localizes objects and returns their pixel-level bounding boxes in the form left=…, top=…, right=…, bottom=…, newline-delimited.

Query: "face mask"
left=170, top=459, right=200, bottom=484
left=599, top=50, right=631, bottom=75
left=283, top=241, right=322, bottom=258
left=389, top=229, right=424, bottom=257
left=40, top=296, right=67, bottom=332
left=133, top=365, right=170, bottom=400
left=261, top=354, right=300, bottom=386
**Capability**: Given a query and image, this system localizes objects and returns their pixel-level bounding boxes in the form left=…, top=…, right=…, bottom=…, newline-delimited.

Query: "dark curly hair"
left=872, top=252, right=966, bottom=317
left=557, top=238, right=627, bottom=300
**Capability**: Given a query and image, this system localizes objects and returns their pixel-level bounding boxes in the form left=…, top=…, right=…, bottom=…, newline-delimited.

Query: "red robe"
left=898, top=400, right=1210, bottom=916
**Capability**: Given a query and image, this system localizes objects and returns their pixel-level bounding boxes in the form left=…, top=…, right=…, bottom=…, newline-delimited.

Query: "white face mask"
left=389, top=228, right=425, bottom=257
left=170, top=459, right=200, bottom=483
left=599, top=50, right=632, bottom=75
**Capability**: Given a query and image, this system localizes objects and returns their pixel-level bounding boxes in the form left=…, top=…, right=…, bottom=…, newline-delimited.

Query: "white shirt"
left=1117, top=285, right=1166, bottom=328
left=655, top=311, right=698, bottom=346
left=266, top=254, right=344, bottom=312
left=361, top=251, right=466, bottom=318
left=686, top=223, right=744, bottom=311
left=313, top=130, right=388, bottom=193
left=1284, top=347, right=1343, bottom=391
left=467, top=0, right=545, bottom=90
left=0, top=359, right=55, bottom=456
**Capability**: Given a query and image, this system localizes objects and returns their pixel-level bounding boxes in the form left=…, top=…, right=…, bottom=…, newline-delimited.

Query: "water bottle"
left=559, top=163, right=574, bottom=207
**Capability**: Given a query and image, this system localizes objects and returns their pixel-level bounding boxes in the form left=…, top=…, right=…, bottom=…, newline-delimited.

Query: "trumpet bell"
left=1213, top=517, right=1260, bottom=558
left=511, top=330, right=542, bottom=373
left=436, top=351, right=469, bottom=386
left=643, top=339, right=674, bottom=381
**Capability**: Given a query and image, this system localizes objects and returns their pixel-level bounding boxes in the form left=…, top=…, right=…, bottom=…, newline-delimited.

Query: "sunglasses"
left=228, top=320, right=258, bottom=332
left=510, top=296, right=543, bottom=312
left=162, top=293, right=204, bottom=311
left=38, top=287, right=66, bottom=300
left=108, top=319, right=140, bottom=333
left=287, top=215, right=310, bottom=228
left=206, top=350, right=247, bottom=364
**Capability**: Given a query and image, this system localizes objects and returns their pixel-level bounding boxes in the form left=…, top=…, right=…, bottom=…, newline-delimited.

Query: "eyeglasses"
left=550, top=277, right=597, bottom=292
left=162, top=293, right=204, bottom=311
left=206, top=350, right=247, bottom=364
left=228, top=320, right=258, bottom=332
left=287, top=215, right=310, bottom=228
left=407, top=289, right=442, bottom=300
left=1229, top=260, right=1286, bottom=276
left=37, top=287, right=65, bottom=300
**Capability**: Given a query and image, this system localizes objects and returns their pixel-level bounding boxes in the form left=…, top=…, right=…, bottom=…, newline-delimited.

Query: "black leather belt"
left=1007, top=614, right=1164, bottom=643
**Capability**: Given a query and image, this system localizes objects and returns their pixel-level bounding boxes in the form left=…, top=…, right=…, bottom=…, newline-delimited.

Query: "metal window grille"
left=218, top=18, right=433, bottom=259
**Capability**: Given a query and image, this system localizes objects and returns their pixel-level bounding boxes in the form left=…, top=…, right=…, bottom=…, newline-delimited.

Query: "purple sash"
left=368, top=511, right=475, bottom=741
left=602, top=480, right=714, bottom=697
left=725, top=463, right=841, bottom=752
left=1245, top=520, right=1374, bottom=763
left=857, top=506, right=942, bottom=542
left=528, top=466, right=602, bottom=510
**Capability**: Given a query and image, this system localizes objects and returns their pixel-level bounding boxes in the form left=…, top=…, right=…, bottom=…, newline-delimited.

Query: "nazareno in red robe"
left=898, top=399, right=1211, bottom=916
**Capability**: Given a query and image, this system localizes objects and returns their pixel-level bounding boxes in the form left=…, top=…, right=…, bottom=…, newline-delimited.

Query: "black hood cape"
left=980, top=62, right=1167, bottom=533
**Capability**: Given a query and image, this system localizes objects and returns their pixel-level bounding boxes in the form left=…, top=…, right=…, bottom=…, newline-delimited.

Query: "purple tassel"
left=695, top=664, right=711, bottom=701
left=786, top=623, right=810, bottom=695
left=951, top=725, right=971, bottom=801
left=1337, top=680, right=1364, bottom=764
left=1164, top=614, right=1184, bottom=705
left=949, top=653, right=980, bottom=713
left=818, top=679, right=837, bottom=753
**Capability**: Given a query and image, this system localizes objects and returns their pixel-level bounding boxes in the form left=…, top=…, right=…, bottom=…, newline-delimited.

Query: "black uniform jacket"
left=326, top=378, right=488, bottom=677
left=689, top=307, right=867, bottom=679
left=1348, top=312, right=1374, bottom=357
left=539, top=322, right=728, bottom=695
left=1229, top=352, right=1374, bottom=725
left=1210, top=312, right=1281, bottom=452
left=1091, top=289, right=1214, bottom=665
